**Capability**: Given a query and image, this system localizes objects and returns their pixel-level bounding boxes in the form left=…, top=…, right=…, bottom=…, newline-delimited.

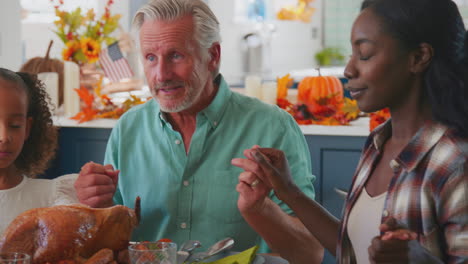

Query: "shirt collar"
left=371, top=119, right=448, bottom=172
left=155, top=74, right=232, bottom=128
left=198, top=74, right=232, bottom=128
left=372, top=120, right=392, bottom=152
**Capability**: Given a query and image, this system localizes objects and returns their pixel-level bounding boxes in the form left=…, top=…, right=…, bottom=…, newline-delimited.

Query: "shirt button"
left=389, top=159, right=400, bottom=171
left=213, top=121, right=218, bottom=126
left=180, top=222, right=187, bottom=229
left=382, top=210, right=389, bottom=217
left=183, top=180, right=189, bottom=186
left=175, top=139, right=181, bottom=145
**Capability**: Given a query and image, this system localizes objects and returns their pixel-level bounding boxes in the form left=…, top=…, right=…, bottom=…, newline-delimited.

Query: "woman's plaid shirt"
left=337, top=120, right=468, bottom=264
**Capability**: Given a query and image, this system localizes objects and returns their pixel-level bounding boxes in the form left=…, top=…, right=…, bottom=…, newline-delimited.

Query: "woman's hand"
left=368, top=217, right=440, bottom=264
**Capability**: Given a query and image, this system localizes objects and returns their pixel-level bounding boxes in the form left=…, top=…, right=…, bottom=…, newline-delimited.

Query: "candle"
left=63, top=61, right=80, bottom=117
left=244, top=75, right=262, bottom=100
left=262, top=81, right=277, bottom=105
left=37, top=72, right=58, bottom=111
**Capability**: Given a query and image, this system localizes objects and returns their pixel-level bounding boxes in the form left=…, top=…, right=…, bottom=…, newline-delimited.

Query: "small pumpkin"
left=297, top=68, right=344, bottom=117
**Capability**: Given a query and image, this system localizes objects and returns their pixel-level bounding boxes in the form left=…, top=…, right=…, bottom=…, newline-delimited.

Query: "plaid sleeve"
left=438, top=161, right=468, bottom=263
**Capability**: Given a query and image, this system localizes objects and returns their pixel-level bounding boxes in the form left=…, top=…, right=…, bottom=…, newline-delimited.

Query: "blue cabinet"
left=43, top=127, right=112, bottom=179
left=305, top=135, right=366, bottom=217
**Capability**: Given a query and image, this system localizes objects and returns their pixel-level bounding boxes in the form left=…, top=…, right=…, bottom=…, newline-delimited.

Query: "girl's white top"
left=0, top=174, right=79, bottom=234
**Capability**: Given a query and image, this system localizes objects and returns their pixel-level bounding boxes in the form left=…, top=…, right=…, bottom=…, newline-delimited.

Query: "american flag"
left=99, top=41, right=134, bottom=83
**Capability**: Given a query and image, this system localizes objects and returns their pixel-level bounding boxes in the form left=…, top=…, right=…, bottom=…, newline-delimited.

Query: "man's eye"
left=146, top=55, right=156, bottom=62
left=359, top=56, right=370, bottom=61
left=10, top=125, right=21, bottom=129
left=172, top=53, right=183, bottom=60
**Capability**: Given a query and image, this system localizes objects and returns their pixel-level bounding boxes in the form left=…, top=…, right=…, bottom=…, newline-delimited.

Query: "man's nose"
left=155, top=60, right=172, bottom=83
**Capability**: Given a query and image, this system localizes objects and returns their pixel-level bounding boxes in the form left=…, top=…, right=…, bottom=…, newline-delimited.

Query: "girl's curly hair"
left=0, top=68, right=58, bottom=177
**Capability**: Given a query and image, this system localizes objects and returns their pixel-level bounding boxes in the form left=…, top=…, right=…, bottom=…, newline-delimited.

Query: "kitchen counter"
left=53, top=84, right=370, bottom=137
left=53, top=116, right=370, bottom=137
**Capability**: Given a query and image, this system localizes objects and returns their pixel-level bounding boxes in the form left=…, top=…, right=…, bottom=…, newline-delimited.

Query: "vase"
left=79, top=63, right=104, bottom=90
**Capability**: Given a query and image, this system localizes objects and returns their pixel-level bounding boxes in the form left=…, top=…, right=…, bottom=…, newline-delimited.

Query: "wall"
left=0, top=0, right=22, bottom=70
left=21, top=0, right=130, bottom=63
left=20, top=0, right=325, bottom=84
left=209, top=0, right=323, bottom=85
left=323, top=0, right=361, bottom=57
left=323, top=0, right=468, bottom=58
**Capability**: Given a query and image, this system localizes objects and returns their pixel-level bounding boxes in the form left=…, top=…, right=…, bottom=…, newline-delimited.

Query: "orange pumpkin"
left=297, top=69, right=344, bottom=117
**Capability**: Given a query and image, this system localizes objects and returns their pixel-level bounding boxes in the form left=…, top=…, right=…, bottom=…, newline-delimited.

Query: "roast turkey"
left=0, top=197, right=140, bottom=264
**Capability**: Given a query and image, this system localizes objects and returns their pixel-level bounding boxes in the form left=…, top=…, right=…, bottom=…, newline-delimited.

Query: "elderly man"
left=74, top=0, right=322, bottom=262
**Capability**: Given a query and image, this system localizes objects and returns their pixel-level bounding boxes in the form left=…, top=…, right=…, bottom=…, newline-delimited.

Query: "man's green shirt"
left=105, top=75, right=315, bottom=252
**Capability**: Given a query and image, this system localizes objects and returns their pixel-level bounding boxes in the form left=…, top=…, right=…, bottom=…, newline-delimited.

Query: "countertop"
left=53, top=82, right=370, bottom=137
left=53, top=116, right=370, bottom=137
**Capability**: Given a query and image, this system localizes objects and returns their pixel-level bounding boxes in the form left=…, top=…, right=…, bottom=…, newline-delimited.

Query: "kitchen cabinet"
left=43, top=127, right=112, bottom=179
left=306, top=135, right=366, bottom=218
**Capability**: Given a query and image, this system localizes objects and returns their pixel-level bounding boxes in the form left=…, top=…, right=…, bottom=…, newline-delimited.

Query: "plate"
left=259, top=254, right=289, bottom=264
left=203, top=252, right=288, bottom=264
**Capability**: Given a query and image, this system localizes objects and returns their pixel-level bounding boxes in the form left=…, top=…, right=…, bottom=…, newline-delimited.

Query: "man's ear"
left=409, top=43, right=433, bottom=74
left=207, top=42, right=221, bottom=72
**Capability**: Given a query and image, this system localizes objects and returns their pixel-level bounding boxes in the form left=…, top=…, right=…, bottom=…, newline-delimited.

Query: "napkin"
left=201, top=245, right=259, bottom=264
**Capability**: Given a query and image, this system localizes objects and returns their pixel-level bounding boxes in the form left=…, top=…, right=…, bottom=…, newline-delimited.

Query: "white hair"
left=133, top=0, right=221, bottom=75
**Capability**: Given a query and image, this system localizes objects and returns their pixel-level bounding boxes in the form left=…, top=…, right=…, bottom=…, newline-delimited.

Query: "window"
left=234, top=0, right=302, bottom=23
left=454, top=0, right=468, bottom=26
left=21, top=0, right=98, bottom=23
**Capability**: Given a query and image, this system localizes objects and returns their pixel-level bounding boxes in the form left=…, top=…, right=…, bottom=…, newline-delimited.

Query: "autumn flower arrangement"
left=276, top=73, right=392, bottom=129
left=369, top=108, right=391, bottom=131
left=276, top=73, right=361, bottom=126
left=51, top=0, right=121, bottom=65
left=71, top=81, right=149, bottom=123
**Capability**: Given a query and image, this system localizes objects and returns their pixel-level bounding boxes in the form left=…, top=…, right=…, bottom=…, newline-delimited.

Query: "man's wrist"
left=240, top=197, right=270, bottom=217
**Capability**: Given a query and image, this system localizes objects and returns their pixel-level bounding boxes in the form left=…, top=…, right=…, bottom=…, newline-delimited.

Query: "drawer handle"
left=334, top=188, right=348, bottom=199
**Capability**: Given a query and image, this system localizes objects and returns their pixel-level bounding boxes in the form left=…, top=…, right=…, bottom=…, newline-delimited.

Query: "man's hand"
left=368, top=217, right=439, bottom=264
left=74, top=162, right=119, bottom=208
left=232, top=146, right=301, bottom=213
left=231, top=146, right=271, bottom=213
left=233, top=147, right=298, bottom=202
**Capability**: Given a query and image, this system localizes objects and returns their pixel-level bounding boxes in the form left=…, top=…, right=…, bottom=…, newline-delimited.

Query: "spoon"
left=188, top=237, right=235, bottom=263
left=177, top=240, right=201, bottom=264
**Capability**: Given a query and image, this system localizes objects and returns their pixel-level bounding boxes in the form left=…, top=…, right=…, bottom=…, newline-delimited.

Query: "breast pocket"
left=206, top=170, right=244, bottom=224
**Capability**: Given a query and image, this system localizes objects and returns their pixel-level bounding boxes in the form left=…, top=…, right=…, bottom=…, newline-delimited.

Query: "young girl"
left=232, top=0, right=468, bottom=263
left=0, top=68, right=78, bottom=234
